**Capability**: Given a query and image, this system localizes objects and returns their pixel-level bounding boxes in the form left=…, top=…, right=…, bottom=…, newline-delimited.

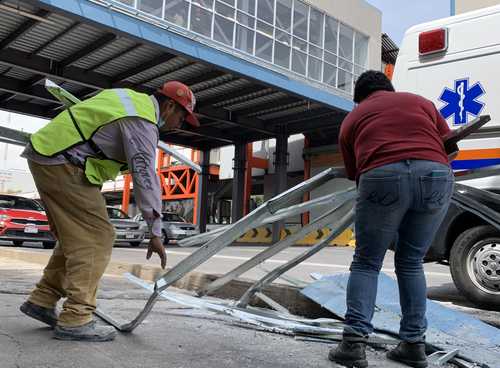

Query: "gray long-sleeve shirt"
left=22, top=96, right=163, bottom=237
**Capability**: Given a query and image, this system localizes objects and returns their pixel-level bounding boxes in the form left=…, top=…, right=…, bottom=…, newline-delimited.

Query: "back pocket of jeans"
left=358, top=175, right=401, bottom=211
left=419, top=171, right=453, bottom=212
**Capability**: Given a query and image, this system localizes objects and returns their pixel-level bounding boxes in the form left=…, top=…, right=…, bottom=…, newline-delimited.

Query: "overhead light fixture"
left=0, top=3, right=56, bottom=25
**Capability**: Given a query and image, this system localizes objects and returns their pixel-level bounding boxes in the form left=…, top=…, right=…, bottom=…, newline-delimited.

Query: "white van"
left=393, top=6, right=500, bottom=309
left=393, top=4, right=500, bottom=190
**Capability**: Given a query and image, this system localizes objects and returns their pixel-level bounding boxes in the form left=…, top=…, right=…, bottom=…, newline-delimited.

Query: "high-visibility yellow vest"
left=31, top=89, right=157, bottom=185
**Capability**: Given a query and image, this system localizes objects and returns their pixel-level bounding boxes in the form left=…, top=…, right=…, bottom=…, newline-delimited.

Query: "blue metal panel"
left=450, top=0, right=456, bottom=15
left=302, top=273, right=500, bottom=367
left=35, top=0, right=354, bottom=113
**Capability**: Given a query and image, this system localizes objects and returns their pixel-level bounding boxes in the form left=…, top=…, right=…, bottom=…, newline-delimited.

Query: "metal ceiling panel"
left=72, top=37, right=137, bottom=69
left=125, top=55, right=192, bottom=85
left=38, top=23, right=105, bottom=62
left=96, top=45, right=165, bottom=77
left=9, top=12, right=74, bottom=53
left=3, top=68, right=37, bottom=81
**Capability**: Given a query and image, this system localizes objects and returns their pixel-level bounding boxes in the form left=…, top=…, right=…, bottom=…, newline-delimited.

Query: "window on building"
left=257, top=20, right=273, bottom=37
left=276, top=0, right=292, bottom=32
left=165, top=0, right=189, bottom=28
left=190, top=5, right=213, bottom=37
left=323, top=62, right=337, bottom=87
left=235, top=24, right=255, bottom=54
left=274, top=40, right=290, bottom=68
left=339, top=58, right=353, bottom=73
left=293, top=37, right=307, bottom=52
left=255, top=32, right=273, bottom=61
left=237, top=0, right=255, bottom=15
left=138, top=0, right=163, bottom=17
left=237, top=11, right=255, bottom=27
left=308, top=56, right=322, bottom=81
left=324, top=51, right=337, bottom=65
left=338, top=68, right=353, bottom=93
left=309, top=43, right=322, bottom=58
left=324, top=15, right=338, bottom=54
left=354, top=32, right=368, bottom=67
left=215, top=1, right=236, bottom=18
left=293, top=0, right=308, bottom=40
left=309, top=7, right=323, bottom=47
left=214, top=14, right=235, bottom=46
left=276, top=29, right=290, bottom=45
left=257, top=0, right=274, bottom=25
left=292, top=49, right=307, bottom=75
left=339, top=23, right=354, bottom=61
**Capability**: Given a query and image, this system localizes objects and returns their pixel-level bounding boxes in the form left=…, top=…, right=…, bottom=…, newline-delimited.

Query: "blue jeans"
left=344, top=160, right=454, bottom=342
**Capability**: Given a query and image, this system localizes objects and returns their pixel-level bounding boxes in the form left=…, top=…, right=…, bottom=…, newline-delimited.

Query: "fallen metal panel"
left=301, top=273, right=500, bottom=368
left=97, top=167, right=345, bottom=332
left=236, top=205, right=355, bottom=307
left=199, top=189, right=355, bottom=296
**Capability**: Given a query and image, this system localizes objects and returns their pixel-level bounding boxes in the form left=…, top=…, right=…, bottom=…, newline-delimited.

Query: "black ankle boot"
left=328, top=337, right=368, bottom=368
left=387, top=341, right=427, bottom=368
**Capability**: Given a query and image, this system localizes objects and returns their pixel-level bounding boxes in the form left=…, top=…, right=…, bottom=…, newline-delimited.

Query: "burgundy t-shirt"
left=339, top=90, right=451, bottom=181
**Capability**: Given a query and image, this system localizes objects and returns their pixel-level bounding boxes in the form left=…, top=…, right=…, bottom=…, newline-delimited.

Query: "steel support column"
left=272, top=128, right=289, bottom=243
left=231, top=143, right=247, bottom=223
left=197, top=150, right=210, bottom=233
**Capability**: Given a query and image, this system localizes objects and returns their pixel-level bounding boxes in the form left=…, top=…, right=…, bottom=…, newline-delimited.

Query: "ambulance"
left=393, top=5, right=500, bottom=308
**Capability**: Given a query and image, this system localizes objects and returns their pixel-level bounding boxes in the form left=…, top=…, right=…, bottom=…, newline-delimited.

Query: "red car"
left=0, top=194, right=56, bottom=249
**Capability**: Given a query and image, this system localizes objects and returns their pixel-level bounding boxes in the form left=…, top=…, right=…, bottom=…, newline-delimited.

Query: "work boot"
left=54, top=320, right=117, bottom=342
left=20, top=301, right=58, bottom=328
left=387, top=341, right=427, bottom=368
left=328, top=335, right=368, bottom=368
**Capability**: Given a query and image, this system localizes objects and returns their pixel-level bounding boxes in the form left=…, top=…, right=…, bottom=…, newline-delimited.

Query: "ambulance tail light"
left=419, top=28, right=448, bottom=56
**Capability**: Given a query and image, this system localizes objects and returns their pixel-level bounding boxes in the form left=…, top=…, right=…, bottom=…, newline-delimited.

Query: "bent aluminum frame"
left=198, top=189, right=355, bottom=296
left=96, top=166, right=348, bottom=331
left=236, top=204, right=355, bottom=308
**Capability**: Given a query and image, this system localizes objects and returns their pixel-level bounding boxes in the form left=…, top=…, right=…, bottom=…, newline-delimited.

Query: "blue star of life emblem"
left=439, top=78, right=485, bottom=125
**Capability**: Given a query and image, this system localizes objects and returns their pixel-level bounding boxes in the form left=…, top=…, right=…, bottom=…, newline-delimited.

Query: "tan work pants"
left=27, top=160, right=115, bottom=327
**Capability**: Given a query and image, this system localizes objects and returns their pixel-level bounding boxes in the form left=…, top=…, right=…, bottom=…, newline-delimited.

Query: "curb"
left=0, top=247, right=333, bottom=318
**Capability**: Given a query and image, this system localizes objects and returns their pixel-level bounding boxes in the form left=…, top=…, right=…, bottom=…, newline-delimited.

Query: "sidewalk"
left=0, top=257, right=418, bottom=368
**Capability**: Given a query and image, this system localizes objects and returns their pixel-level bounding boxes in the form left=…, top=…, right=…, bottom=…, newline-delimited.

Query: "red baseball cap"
left=158, top=81, right=199, bottom=127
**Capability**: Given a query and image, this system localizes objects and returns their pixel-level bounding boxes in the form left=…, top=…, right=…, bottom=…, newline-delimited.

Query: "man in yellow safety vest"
left=19, top=81, right=199, bottom=342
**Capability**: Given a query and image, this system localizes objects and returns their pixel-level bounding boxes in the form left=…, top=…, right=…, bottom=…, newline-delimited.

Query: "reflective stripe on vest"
left=31, top=89, right=157, bottom=185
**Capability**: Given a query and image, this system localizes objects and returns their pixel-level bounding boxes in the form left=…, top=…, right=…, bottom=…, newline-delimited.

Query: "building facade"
left=453, top=0, right=500, bottom=14
left=116, top=0, right=380, bottom=96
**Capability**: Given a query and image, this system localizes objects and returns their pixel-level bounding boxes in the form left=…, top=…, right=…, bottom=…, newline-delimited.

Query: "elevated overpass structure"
left=0, top=0, right=369, bottom=232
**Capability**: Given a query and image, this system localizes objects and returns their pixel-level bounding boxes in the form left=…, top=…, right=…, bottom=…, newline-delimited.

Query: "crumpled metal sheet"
left=301, top=273, right=500, bottom=368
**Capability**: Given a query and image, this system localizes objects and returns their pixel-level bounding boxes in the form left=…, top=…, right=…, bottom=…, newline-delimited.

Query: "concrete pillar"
left=231, top=143, right=247, bottom=223
left=272, top=129, right=289, bottom=243
left=197, top=149, right=210, bottom=233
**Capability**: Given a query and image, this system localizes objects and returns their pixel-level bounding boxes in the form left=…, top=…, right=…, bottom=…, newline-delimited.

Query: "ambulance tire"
left=450, top=225, right=500, bottom=310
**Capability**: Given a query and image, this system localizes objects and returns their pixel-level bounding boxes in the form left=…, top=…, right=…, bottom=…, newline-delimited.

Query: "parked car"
left=427, top=184, right=500, bottom=309
left=133, top=212, right=199, bottom=244
left=0, top=194, right=56, bottom=249
left=106, top=207, right=145, bottom=247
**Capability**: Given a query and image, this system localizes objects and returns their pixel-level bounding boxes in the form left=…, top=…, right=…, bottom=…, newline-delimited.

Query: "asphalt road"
left=2, top=240, right=500, bottom=327
left=1, top=240, right=452, bottom=286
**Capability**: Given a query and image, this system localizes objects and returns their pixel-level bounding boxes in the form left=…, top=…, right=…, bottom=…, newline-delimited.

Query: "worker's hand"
left=146, top=236, right=167, bottom=269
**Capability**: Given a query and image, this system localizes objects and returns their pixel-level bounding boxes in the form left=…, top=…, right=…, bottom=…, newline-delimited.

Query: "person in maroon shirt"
left=329, top=71, right=454, bottom=368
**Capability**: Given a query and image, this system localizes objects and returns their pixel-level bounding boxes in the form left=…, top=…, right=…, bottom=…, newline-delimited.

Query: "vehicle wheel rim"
left=466, top=240, right=500, bottom=295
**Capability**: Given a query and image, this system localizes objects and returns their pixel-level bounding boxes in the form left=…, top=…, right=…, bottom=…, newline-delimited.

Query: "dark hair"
left=153, top=91, right=169, bottom=106
left=353, top=70, right=395, bottom=103
left=153, top=92, right=185, bottom=113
